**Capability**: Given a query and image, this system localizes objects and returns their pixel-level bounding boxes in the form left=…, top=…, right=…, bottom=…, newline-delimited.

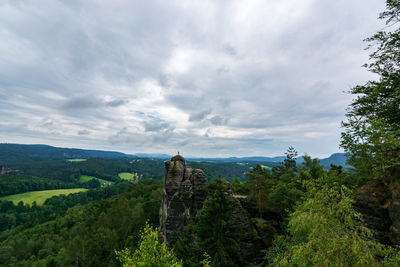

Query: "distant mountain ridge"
left=0, top=143, right=350, bottom=167
left=131, top=153, right=350, bottom=168
left=0, top=143, right=132, bottom=164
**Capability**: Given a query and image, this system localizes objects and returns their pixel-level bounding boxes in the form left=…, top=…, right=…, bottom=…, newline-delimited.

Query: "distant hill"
left=0, top=143, right=350, bottom=168
left=319, top=153, right=350, bottom=168
left=187, top=154, right=350, bottom=168
left=187, top=156, right=287, bottom=162
left=0, top=143, right=133, bottom=164
left=133, top=153, right=171, bottom=159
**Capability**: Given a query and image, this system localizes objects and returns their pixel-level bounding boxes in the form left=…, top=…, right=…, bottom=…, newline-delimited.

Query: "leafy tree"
left=341, top=0, right=400, bottom=181
left=268, top=180, right=400, bottom=266
left=115, top=222, right=182, bottom=267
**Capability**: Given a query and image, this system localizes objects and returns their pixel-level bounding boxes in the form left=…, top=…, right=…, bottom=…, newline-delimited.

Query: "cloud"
left=62, top=97, right=100, bottom=110
left=105, top=99, right=129, bottom=107
left=0, top=0, right=387, bottom=157
left=189, top=109, right=212, bottom=122
left=209, top=116, right=229, bottom=126
left=78, top=130, right=90, bottom=135
left=143, top=121, right=173, bottom=132
left=39, top=119, right=54, bottom=127
left=62, top=97, right=128, bottom=110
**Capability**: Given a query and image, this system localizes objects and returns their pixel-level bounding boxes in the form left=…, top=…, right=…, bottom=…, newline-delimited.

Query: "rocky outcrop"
left=388, top=181, right=400, bottom=244
left=354, top=179, right=400, bottom=245
left=354, top=179, right=392, bottom=244
left=160, top=155, right=207, bottom=243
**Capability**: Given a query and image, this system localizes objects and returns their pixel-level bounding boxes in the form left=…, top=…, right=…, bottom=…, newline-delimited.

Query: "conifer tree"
left=196, top=180, right=243, bottom=266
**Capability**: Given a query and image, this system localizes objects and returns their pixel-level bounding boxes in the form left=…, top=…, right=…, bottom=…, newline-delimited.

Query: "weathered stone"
left=353, top=179, right=400, bottom=245
left=160, top=155, right=207, bottom=243
left=388, top=181, right=400, bottom=244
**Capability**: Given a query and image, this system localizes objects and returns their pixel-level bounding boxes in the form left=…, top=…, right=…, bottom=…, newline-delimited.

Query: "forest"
left=0, top=1, right=399, bottom=266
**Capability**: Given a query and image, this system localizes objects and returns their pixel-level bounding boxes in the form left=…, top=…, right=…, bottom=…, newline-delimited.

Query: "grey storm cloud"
left=62, top=97, right=128, bottom=110
left=106, top=99, right=128, bottom=107
left=209, top=116, right=229, bottom=126
left=143, top=121, right=174, bottom=132
left=189, top=109, right=212, bottom=122
left=0, top=0, right=387, bottom=157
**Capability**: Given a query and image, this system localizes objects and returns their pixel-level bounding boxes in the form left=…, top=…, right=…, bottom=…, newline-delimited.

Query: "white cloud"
left=0, top=0, right=386, bottom=157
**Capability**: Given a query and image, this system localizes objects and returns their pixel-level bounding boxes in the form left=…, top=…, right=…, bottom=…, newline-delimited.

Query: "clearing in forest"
left=119, top=172, right=138, bottom=180
left=67, top=158, right=87, bottom=162
left=0, top=188, right=88, bottom=205
left=80, top=175, right=112, bottom=183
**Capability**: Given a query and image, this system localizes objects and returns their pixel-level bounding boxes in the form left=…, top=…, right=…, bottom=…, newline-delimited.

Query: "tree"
left=115, top=222, right=182, bottom=267
left=284, top=146, right=298, bottom=170
left=268, top=180, right=400, bottom=266
left=341, top=0, right=400, bottom=181
left=196, top=180, right=243, bottom=266
left=245, top=164, right=271, bottom=218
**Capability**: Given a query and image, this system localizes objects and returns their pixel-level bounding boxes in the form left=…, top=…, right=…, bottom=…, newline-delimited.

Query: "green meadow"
left=0, top=188, right=88, bottom=205
left=67, top=158, right=87, bottom=162
left=249, top=165, right=272, bottom=170
left=80, top=175, right=111, bottom=183
left=260, top=165, right=272, bottom=170
left=118, top=172, right=138, bottom=180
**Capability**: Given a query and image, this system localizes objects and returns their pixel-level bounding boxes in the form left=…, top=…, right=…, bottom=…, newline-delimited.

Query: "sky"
left=0, top=0, right=387, bottom=158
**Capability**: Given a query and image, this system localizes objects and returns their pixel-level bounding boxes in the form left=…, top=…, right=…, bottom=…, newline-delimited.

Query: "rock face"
left=160, top=155, right=207, bottom=243
left=354, top=179, right=400, bottom=245
left=388, top=181, right=400, bottom=244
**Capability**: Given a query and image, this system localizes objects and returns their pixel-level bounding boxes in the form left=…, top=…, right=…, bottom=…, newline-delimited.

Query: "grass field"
left=67, top=158, right=87, bottom=162
left=0, top=188, right=88, bottom=205
left=250, top=165, right=272, bottom=170
left=260, top=165, right=272, bottom=170
left=80, top=175, right=111, bottom=183
left=118, top=172, right=138, bottom=180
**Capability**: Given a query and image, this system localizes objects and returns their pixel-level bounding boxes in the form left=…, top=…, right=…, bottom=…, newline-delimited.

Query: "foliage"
left=268, top=180, right=399, bottom=266
left=200, top=252, right=212, bottom=267
left=116, top=222, right=182, bottom=267
left=197, top=179, right=244, bottom=266
left=169, top=220, right=204, bottom=266
left=283, top=146, right=298, bottom=170
left=341, top=0, right=400, bottom=181
left=245, top=164, right=271, bottom=217
left=0, top=181, right=132, bottom=232
left=243, top=147, right=305, bottom=215
left=0, top=180, right=162, bottom=266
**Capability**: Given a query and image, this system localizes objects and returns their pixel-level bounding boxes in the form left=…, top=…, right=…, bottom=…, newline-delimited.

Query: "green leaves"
left=341, top=1, right=400, bottom=181
left=115, top=222, right=182, bottom=267
left=268, top=180, right=397, bottom=266
left=197, top=180, right=243, bottom=267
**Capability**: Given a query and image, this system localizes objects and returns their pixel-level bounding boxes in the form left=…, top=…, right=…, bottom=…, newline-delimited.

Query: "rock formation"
left=354, top=179, right=400, bottom=245
left=159, top=155, right=207, bottom=243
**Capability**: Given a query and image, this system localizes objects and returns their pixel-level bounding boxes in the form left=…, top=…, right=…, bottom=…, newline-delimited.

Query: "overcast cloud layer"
left=0, top=0, right=386, bottom=157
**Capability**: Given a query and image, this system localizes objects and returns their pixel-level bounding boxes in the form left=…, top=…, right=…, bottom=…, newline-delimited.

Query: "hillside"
left=0, top=144, right=132, bottom=164
left=1, top=143, right=350, bottom=167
